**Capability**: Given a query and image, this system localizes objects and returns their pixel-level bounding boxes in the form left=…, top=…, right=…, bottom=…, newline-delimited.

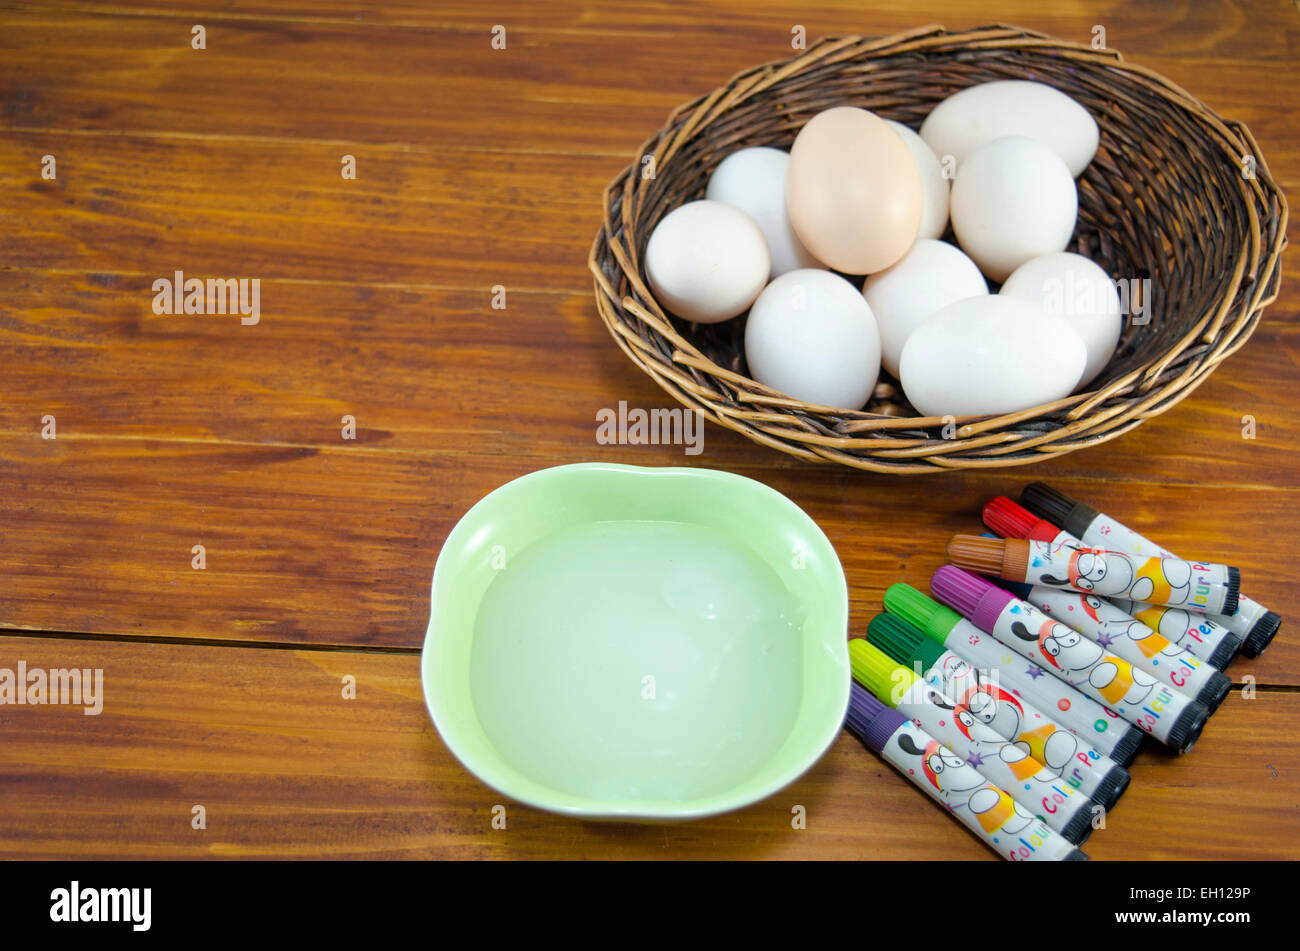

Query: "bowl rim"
left=420, top=461, right=851, bottom=820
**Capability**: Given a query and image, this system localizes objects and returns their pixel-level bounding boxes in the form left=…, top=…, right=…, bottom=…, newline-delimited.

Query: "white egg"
left=920, top=80, right=1100, bottom=177
left=899, top=295, right=1087, bottom=417
left=884, top=120, right=950, bottom=241
left=705, top=147, right=821, bottom=278
left=1000, top=252, right=1123, bottom=389
left=863, top=239, right=988, bottom=378
left=745, top=269, right=881, bottom=410
left=644, top=200, right=770, bottom=323
left=950, top=136, right=1077, bottom=283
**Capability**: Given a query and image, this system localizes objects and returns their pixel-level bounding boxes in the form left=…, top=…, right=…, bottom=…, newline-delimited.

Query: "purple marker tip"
left=931, top=565, right=1016, bottom=633
left=844, top=681, right=908, bottom=754
left=930, top=565, right=993, bottom=614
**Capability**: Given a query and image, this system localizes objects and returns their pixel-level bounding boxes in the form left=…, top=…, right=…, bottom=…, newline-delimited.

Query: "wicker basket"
left=588, top=25, right=1288, bottom=473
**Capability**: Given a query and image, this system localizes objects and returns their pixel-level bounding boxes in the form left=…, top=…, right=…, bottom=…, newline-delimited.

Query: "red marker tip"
left=982, top=496, right=1060, bottom=543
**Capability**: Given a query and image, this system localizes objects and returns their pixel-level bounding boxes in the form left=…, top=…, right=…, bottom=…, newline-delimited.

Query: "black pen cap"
left=1021, top=482, right=1100, bottom=540
left=1243, top=611, right=1282, bottom=658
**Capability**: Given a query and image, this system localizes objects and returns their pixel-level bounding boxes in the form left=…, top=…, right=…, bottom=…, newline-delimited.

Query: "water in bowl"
left=470, top=519, right=806, bottom=803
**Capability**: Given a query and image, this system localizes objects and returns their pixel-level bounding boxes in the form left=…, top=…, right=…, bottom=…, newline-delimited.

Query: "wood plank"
left=1, top=10, right=1296, bottom=177
left=10, top=1, right=1299, bottom=62
left=0, top=438, right=1295, bottom=685
left=0, top=132, right=609, bottom=292
left=0, top=439, right=443, bottom=647
left=0, top=0, right=1296, bottom=864
left=1086, top=683, right=1300, bottom=860
left=1, top=126, right=1295, bottom=293
left=0, top=635, right=1293, bottom=859
left=0, top=263, right=1296, bottom=485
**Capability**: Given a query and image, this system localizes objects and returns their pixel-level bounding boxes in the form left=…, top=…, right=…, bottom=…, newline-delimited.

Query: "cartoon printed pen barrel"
left=1107, top=600, right=1239, bottom=670
left=966, top=521, right=1225, bottom=714
left=866, top=609, right=1130, bottom=809
left=850, top=639, right=1097, bottom=844
left=984, top=496, right=1243, bottom=668
left=949, top=534, right=1241, bottom=618
left=887, top=582, right=1145, bottom=768
left=1020, top=483, right=1278, bottom=656
left=932, top=567, right=1211, bottom=754
left=1005, top=584, right=1232, bottom=714
left=845, top=683, right=1085, bottom=861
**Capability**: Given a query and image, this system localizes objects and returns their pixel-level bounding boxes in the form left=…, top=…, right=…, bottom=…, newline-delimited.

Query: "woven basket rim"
left=588, top=24, right=1289, bottom=473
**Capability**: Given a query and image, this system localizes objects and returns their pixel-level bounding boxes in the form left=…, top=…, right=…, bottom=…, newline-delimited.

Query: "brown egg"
left=787, top=107, right=924, bottom=274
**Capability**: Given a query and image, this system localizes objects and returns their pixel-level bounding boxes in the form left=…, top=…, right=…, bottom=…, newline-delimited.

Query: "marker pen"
left=984, top=497, right=1242, bottom=668
left=948, top=533, right=1241, bottom=617
left=884, top=582, right=1144, bottom=767
left=867, top=611, right=1129, bottom=808
left=850, top=638, right=1096, bottom=844
left=1002, top=580, right=1231, bottom=713
left=1022, top=482, right=1278, bottom=657
left=1107, top=599, right=1240, bottom=669
left=844, top=682, right=1086, bottom=861
left=842, top=680, right=1086, bottom=857
left=932, top=566, right=1210, bottom=753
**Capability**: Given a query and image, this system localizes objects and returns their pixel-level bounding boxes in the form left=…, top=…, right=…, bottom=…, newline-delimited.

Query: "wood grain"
left=0, top=264, right=1297, bottom=480
left=0, top=0, right=1296, bottom=859
left=0, top=635, right=1293, bottom=860
left=0, top=132, right=609, bottom=291
left=2, top=8, right=1298, bottom=171
left=1, top=437, right=1296, bottom=688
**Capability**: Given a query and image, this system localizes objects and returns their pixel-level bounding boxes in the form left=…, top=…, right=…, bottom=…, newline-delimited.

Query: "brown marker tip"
left=947, top=534, right=1007, bottom=576
left=1002, top=538, right=1031, bottom=581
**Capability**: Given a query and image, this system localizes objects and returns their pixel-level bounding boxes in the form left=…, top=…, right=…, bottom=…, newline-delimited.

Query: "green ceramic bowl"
left=421, top=463, right=850, bottom=820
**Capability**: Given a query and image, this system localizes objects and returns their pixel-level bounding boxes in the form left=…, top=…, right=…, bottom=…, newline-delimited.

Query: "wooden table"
left=1, top=0, right=1296, bottom=860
